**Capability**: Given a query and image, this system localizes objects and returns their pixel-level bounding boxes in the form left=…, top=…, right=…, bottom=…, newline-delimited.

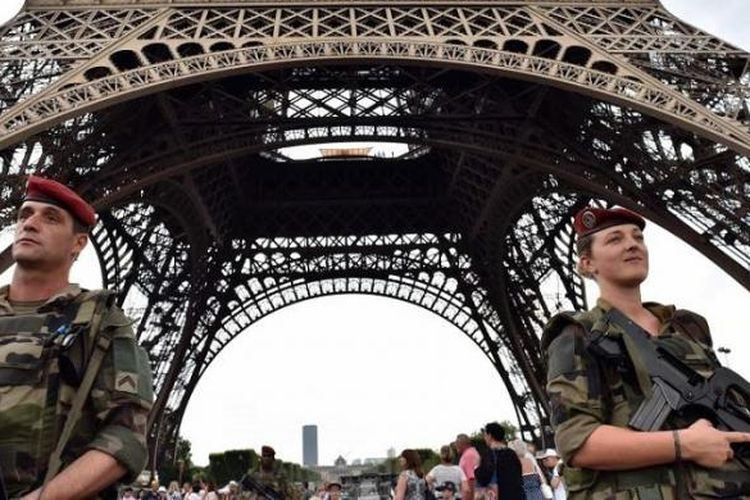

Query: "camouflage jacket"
left=244, top=465, right=296, bottom=500
left=0, top=284, right=154, bottom=498
left=542, top=299, right=750, bottom=499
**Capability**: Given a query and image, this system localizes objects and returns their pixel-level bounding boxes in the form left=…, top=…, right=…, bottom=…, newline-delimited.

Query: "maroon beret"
left=261, top=445, right=275, bottom=458
left=574, top=206, right=645, bottom=238
left=23, top=175, right=96, bottom=229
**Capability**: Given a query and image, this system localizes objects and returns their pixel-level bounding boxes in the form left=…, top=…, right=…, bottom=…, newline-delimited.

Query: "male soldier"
left=244, top=446, right=292, bottom=499
left=542, top=206, right=750, bottom=498
left=0, top=176, right=154, bottom=498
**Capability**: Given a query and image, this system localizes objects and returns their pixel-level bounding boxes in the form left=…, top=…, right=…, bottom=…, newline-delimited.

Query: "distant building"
left=303, top=425, right=319, bottom=467
left=363, top=457, right=387, bottom=466
left=387, top=448, right=396, bottom=459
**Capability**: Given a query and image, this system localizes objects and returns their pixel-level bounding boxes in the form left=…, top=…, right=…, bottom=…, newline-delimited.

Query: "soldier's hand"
left=681, top=419, right=750, bottom=468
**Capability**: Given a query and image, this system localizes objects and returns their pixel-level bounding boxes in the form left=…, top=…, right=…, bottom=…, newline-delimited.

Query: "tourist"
left=185, top=481, right=202, bottom=500
left=426, top=445, right=466, bottom=498
left=395, top=449, right=427, bottom=500
left=167, top=481, right=182, bottom=500
left=455, top=434, right=479, bottom=500
left=538, top=449, right=566, bottom=500
left=508, top=440, right=544, bottom=500
left=121, top=487, right=137, bottom=500
left=141, top=480, right=160, bottom=500
left=482, top=422, right=523, bottom=500
left=435, top=481, right=458, bottom=500
left=327, top=481, right=344, bottom=500
left=205, top=480, right=219, bottom=500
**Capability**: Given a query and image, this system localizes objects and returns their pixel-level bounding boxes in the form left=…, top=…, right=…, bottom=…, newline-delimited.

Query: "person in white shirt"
left=539, top=449, right=566, bottom=500
left=426, top=445, right=467, bottom=499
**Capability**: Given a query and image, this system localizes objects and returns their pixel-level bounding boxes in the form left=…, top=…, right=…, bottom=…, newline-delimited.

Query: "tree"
left=209, top=449, right=258, bottom=486
left=499, top=420, right=518, bottom=441
left=158, top=435, right=195, bottom=485
left=415, top=448, right=440, bottom=473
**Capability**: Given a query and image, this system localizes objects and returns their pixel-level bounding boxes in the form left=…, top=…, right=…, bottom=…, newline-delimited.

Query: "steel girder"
left=0, top=0, right=749, bottom=457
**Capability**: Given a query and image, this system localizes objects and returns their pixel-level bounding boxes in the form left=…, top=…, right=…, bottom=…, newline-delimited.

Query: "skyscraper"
left=302, top=425, right=318, bottom=467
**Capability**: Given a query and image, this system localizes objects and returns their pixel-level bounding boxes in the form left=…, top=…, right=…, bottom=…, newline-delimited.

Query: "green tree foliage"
left=499, top=420, right=518, bottom=441
left=209, top=449, right=258, bottom=486
left=205, top=450, right=320, bottom=485
left=376, top=458, right=400, bottom=475
left=415, top=448, right=440, bottom=474
left=157, top=436, right=195, bottom=485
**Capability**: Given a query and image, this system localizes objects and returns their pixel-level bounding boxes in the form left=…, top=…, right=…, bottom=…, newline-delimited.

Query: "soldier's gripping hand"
left=681, top=419, right=750, bottom=468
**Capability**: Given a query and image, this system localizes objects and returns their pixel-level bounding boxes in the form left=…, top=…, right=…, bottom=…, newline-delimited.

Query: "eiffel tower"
left=0, top=0, right=748, bottom=462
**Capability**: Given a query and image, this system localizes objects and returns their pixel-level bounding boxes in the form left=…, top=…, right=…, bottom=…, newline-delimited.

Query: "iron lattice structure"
left=1, top=0, right=749, bottom=460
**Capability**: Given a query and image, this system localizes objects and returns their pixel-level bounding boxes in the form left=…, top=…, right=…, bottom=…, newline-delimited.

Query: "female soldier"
left=542, top=206, right=750, bottom=499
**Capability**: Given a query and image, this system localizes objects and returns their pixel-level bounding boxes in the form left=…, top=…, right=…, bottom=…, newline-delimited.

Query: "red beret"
left=261, top=445, right=275, bottom=457
left=574, top=207, right=645, bottom=238
left=23, top=175, right=96, bottom=228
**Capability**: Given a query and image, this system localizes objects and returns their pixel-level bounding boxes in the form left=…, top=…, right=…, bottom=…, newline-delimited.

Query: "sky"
left=0, top=1, right=749, bottom=468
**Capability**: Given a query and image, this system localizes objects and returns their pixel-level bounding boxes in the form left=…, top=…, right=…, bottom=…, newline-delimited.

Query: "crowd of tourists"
left=116, top=422, right=566, bottom=500
left=394, top=423, right=566, bottom=500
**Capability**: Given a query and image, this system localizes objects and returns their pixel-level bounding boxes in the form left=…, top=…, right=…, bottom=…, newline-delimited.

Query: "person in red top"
left=455, top=434, right=479, bottom=500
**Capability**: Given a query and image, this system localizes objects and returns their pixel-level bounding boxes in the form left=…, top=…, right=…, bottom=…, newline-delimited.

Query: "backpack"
left=474, top=447, right=496, bottom=487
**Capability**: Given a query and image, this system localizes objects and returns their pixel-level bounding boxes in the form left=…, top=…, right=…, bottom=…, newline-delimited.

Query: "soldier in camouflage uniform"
left=0, top=176, right=154, bottom=499
left=243, top=446, right=293, bottom=500
left=542, top=206, right=750, bottom=499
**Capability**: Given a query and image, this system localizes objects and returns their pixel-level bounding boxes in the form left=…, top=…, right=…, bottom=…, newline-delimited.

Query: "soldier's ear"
left=72, top=233, right=88, bottom=258
left=577, top=254, right=595, bottom=280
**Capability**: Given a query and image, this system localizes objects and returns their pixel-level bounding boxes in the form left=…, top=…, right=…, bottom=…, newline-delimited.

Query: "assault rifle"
left=590, top=309, right=750, bottom=441
left=239, top=473, right=284, bottom=500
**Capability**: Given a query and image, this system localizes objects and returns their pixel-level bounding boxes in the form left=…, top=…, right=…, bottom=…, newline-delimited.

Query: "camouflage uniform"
left=543, top=299, right=750, bottom=499
left=245, top=465, right=294, bottom=500
left=0, top=284, right=154, bottom=498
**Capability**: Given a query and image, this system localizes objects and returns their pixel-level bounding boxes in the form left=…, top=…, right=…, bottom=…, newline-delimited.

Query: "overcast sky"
left=0, top=1, right=748, bottom=467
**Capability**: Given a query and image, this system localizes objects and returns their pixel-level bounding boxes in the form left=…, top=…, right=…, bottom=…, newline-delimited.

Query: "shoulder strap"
left=44, top=291, right=116, bottom=484
left=602, top=308, right=663, bottom=396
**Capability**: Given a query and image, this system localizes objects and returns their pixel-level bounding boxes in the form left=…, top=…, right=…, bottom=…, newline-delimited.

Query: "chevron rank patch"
left=115, top=371, right=139, bottom=394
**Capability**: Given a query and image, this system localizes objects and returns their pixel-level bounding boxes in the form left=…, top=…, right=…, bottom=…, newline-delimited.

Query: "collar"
left=0, top=283, right=83, bottom=315
left=595, top=298, right=677, bottom=335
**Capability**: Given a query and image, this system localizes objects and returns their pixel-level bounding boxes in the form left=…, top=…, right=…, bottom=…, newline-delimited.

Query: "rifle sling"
left=603, top=309, right=691, bottom=498
left=602, top=309, right=692, bottom=396
left=606, top=307, right=659, bottom=376
left=43, top=298, right=113, bottom=485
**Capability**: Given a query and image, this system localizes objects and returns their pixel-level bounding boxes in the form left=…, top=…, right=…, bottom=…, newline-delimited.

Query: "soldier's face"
left=581, top=223, right=648, bottom=287
left=13, top=201, right=88, bottom=272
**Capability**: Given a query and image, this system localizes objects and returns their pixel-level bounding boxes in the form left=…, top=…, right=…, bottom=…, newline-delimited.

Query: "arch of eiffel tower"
left=1, top=0, right=749, bottom=463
